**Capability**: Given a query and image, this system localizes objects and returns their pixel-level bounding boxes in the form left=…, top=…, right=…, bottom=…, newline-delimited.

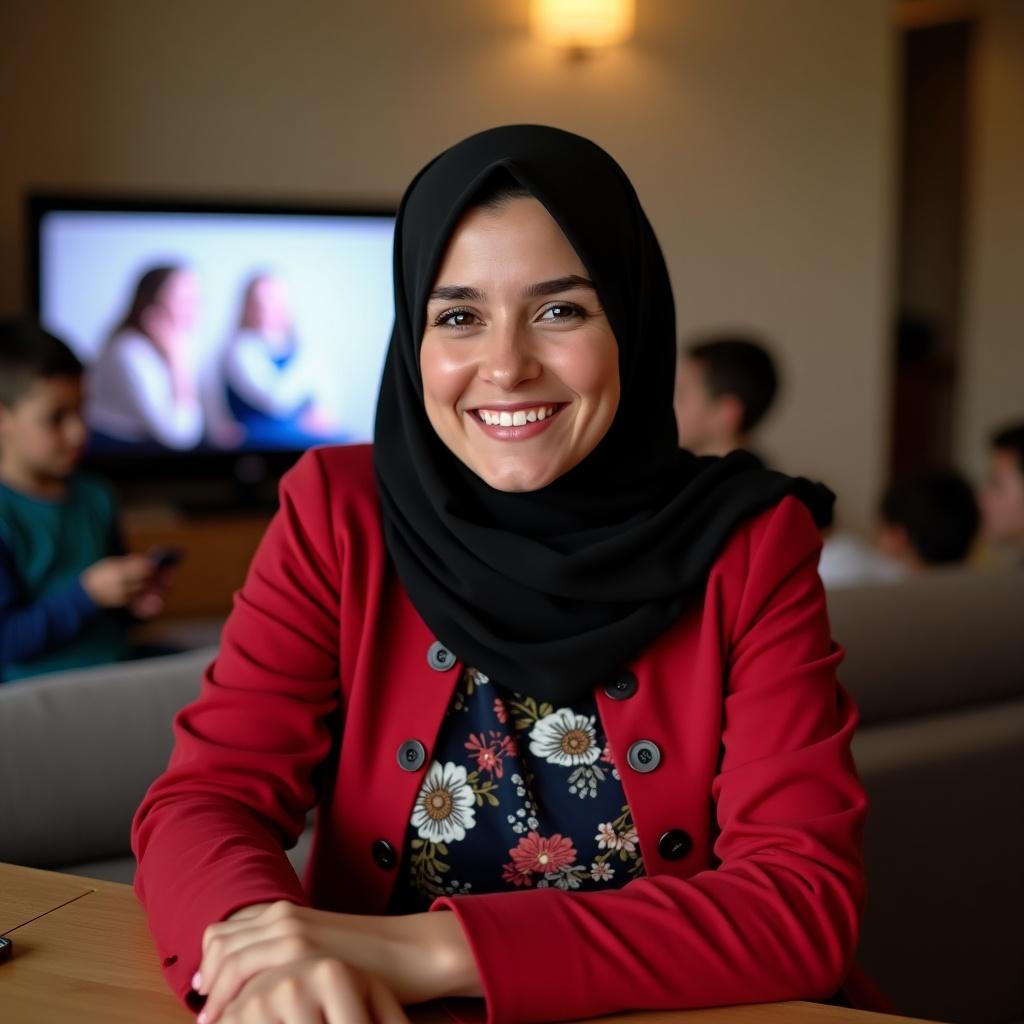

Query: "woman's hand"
left=195, top=901, right=480, bottom=1023
left=214, top=955, right=410, bottom=1024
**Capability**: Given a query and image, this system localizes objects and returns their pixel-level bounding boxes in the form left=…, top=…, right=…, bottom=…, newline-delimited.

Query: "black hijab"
left=373, top=125, right=833, bottom=704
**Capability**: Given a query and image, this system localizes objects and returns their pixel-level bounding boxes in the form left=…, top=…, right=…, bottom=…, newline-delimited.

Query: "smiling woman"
left=132, top=125, right=889, bottom=1024
left=420, top=185, right=620, bottom=492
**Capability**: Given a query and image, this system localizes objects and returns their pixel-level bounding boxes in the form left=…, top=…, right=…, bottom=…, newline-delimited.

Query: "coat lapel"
left=313, top=575, right=461, bottom=913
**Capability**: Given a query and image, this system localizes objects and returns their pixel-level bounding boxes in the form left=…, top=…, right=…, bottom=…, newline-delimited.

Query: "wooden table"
left=0, top=862, right=932, bottom=1024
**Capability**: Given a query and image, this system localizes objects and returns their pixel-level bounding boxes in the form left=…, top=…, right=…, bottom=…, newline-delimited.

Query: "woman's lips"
left=467, top=402, right=568, bottom=441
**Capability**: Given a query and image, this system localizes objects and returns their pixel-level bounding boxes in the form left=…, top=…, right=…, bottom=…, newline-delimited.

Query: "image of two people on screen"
left=87, top=265, right=341, bottom=452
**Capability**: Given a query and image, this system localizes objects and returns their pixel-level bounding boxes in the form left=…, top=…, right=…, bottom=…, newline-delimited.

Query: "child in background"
left=673, top=335, right=779, bottom=465
left=818, top=469, right=980, bottom=588
left=979, top=421, right=1024, bottom=566
left=0, top=318, right=169, bottom=683
left=875, top=469, right=980, bottom=570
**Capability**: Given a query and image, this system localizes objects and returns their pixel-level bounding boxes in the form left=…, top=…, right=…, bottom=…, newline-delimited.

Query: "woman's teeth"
left=477, top=406, right=558, bottom=427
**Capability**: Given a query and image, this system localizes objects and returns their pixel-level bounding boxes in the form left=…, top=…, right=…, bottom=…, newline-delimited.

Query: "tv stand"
left=122, top=504, right=275, bottom=618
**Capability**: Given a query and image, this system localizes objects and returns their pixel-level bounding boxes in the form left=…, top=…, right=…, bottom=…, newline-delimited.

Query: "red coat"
left=132, top=444, right=890, bottom=1022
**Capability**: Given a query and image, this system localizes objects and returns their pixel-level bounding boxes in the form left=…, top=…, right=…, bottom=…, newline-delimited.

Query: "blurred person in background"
left=877, top=470, right=980, bottom=571
left=673, top=334, right=779, bottom=466
left=819, top=469, right=980, bottom=588
left=87, top=264, right=205, bottom=451
left=0, top=319, right=172, bottom=682
left=978, top=421, right=1024, bottom=566
left=220, top=272, right=339, bottom=448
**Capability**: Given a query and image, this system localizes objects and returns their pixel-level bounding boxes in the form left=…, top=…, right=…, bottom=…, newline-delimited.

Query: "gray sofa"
left=1, top=569, right=1021, bottom=1023
left=829, top=568, right=1024, bottom=1024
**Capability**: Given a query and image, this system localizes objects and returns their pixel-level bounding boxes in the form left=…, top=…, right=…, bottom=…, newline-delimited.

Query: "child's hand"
left=80, top=555, right=156, bottom=609
left=128, top=590, right=165, bottom=620
left=126, top=553, right=181, bottom=619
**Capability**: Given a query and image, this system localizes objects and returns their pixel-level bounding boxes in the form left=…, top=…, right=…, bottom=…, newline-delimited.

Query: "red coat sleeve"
left=130, top=451, right=342, bottom=1007
left=430, top=496, right=867, bottom=1024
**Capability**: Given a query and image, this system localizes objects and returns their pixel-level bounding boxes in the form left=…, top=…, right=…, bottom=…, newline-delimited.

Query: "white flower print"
left=568, top=763, right=606, bottom=799
left=411, top=761, right=477, bottom=844
left=504, top=777, right=538, bottom=837
left=595, top=822, right=620, bottom=850
left=465, top=667, right=490, bottom=687
left=529, top=708, right=601, bottom=767
left=590, top=861, right=615, bottom=882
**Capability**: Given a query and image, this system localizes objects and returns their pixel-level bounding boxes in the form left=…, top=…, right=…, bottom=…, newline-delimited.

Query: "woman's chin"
left=468, top=454, right=581, bottom=493
left=472, top=457, right=562, bottom=493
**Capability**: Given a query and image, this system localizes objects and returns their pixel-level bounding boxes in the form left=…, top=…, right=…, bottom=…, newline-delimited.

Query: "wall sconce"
left=529, top=0, right=636, bottom=60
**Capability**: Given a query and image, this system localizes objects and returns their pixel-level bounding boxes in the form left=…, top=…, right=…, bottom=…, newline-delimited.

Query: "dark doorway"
left=890, top=20, right=974, bottom=478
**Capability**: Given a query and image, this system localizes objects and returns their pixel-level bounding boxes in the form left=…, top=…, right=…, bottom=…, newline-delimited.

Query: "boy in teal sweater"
left=0, top=319, right=169, bottom=682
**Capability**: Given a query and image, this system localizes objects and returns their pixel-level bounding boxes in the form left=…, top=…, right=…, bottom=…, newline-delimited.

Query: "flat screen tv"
left=28, top=194, right=395, bottom=506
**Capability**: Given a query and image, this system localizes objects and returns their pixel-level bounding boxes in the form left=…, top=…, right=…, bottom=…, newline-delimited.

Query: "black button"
left=397, top=739, right=427, bottom=771
left=372, top=839, right=396, bottom=869
left=603, top=669, right=638, bottom=701
left=626, top=739, right=661, bottom=773
left=658, top=828, right=692, bottom=861
left=427, top=641, right=456, bottom=671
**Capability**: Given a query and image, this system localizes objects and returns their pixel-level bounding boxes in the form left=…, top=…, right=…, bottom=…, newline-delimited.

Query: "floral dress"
left=387, top=665, right=645, bottom=912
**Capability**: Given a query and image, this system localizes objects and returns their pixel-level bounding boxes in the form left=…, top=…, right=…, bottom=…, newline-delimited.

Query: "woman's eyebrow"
left=429, top=285, right=486, bottom=301
left=523, top=275, right=595, bottom=298
left=428, top=275, right=595, bottom=303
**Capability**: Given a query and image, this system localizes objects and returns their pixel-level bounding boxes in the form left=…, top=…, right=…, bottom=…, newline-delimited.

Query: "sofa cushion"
left=852, top=697, right=1024, bottom=1024
left=0, top=646, right=215, bottom=868
left=826, top=568, right=1024, bottom=724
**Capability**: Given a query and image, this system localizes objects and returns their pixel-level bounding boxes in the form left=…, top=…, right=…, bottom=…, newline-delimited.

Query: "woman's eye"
left=432, top=308, right=479, bottom=329
left=539, top=303, right=585, bottom=322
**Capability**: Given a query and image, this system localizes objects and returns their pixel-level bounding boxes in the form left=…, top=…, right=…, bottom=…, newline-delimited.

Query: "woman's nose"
left=478, top=321, right=541, bottom=391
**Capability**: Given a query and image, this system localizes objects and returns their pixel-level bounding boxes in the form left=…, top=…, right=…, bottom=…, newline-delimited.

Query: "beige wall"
left=955, top=0, right=1024, bottom=480
left=0, top=0, right=895, bottom=531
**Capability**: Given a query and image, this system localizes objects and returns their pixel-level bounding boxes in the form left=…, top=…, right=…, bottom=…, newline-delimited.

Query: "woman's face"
left=246, top=277, right=291, bottom=334
left=155, top=270, right=201, bottom=331
left=420, top=197, right=620, bottom=492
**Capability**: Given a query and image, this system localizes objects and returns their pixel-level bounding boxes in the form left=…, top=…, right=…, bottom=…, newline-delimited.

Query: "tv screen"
left=29, top=196, right=395, bottom=479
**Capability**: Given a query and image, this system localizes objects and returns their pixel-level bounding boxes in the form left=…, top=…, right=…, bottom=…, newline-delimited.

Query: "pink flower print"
left=465, top=733, right=499, bottom=774
left=465, top=731, right=515, bottom=779
left=600, top=742, right=615, bottom=765
left=493, top=697, right=508, bottom=724
left=595, top=822, right=620, bottom=850
left=590, top=861, right=615, bottom=882
left=509, top=832, right=577, bottom=875
left=502, top=862, right=533, bottom=887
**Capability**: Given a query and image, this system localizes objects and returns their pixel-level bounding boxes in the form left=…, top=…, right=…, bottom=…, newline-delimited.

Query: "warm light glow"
left=530, top=0, right=635, bottom=51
